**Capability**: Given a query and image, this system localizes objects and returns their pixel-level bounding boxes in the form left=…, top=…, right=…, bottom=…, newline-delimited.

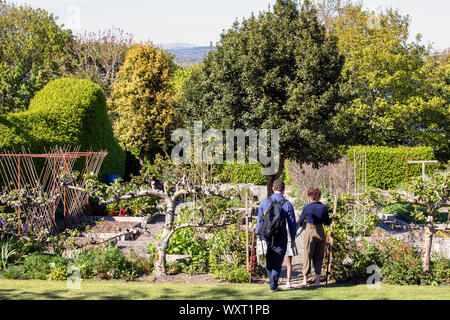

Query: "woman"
left=284, top=223, right=298, bottom=288
left=298, top=187, right=332, bottom=287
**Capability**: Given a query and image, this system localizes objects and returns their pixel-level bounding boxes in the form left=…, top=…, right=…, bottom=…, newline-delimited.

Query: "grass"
left=0, top=279, right=449, bottom=300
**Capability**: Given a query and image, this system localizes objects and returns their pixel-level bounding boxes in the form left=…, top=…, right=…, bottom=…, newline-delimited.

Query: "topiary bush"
left=347, top=146, right=436, bottom=189
left=0, top=78, right=125, bottom=177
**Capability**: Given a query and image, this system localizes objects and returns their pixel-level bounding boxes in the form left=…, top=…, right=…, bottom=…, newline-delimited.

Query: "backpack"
left=257, top=197, right=287, bottom=246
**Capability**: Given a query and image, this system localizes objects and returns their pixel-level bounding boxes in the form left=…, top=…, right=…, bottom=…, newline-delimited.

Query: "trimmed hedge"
left=215, top=162, right=266, bottom=185
left=0, top=78, right=125, bottom=176
left=214, top=160, right=292, bottom=186
left=347, top=146, right=436, bottom=189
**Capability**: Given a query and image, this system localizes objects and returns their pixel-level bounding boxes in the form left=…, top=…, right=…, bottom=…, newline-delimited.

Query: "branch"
left=167, top=220, right=233, bottom=240
left=100, top=188, right=168, bottom=205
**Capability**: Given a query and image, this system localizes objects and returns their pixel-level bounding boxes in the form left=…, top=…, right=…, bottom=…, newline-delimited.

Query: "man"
left=298, top=187, right=332, bottom=287
left=256, top=179, right=297, bottom=292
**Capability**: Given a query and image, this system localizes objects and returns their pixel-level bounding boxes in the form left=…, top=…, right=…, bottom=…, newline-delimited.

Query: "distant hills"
left=159, top=43, right=214, bottom=67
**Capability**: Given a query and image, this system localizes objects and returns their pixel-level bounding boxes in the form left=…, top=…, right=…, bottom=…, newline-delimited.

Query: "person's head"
left=272, top=179, right=285, bottom=194
left=307, top=187, right=321, bottom=202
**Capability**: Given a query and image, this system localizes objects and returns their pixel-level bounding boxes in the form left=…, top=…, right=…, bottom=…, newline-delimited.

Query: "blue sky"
left=11, top=0, right=450, bottom=50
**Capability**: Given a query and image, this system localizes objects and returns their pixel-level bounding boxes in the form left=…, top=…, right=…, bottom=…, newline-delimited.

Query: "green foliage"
left=167, top=227, right=209, bottom=274
left=109, top=43, right=178, bottom=162
left=0, top=1, right=73, bottom=113
left=46, top=265, right=68, bottom=281
left=1, top=265, right=22, bottom=279
left=211, top=264, right=250, bottom=283
left=380, top=204, right=448, bottom=224
left=215, top=162, right=266, bottom=185
left=19, top=253, right=68, bottom=280
left=0, top=238, right=16, bottom=270
left=347, top=145, right=436, bottom=189
left=382, top=204, right=420, bottom=223
left=179, top=0, right=347, bottom=182
left=72, top=245, right=140, bottom=280
left=280, top=159, right=292, bottom=185
left=0, top=231, right=45, bottom=266
left=0, top=78, right=125, bottom=176
left=379, top=239, right=424, bottom=285
left=105, top=184, right=159, bottom=217
left=332, top=4, right=449, bottom=161
left=326, top=195, right=381, bottom=282
left=427, top=254, right=450, bottom=285
left=207, top=224, right=249, bottom=283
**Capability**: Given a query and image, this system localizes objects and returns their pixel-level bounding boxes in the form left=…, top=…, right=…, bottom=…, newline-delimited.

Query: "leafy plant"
left=207, top=224, right=249, bottom=283
left=72, top=244, right=140, bottom=280
left=426, top=254, right=450, bottom=285
left=0, top=239, right=17, bottom=270
left=19, top=253, right=68, bottom=280
left=379, top=239, right=424, bottom=285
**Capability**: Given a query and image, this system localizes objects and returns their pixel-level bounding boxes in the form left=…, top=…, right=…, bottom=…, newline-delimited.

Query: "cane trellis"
left=0, top=146, right=107, bottom=234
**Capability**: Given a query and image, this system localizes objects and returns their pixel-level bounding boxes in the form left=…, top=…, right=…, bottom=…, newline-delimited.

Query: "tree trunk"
left=155, top=238, right=169, bottom=276
left=422, top=213, right=435, bottom=273
left=154, top=199, right=176, bottom=276
left=266, top=156, right=286, bottom=197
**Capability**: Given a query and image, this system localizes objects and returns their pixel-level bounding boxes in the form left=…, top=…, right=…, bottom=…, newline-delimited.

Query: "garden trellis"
left=0, top=146, right=107, bottom=234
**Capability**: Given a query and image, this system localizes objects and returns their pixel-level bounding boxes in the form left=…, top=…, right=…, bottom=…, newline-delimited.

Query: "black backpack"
left=258, top=197, right=287, bottom=245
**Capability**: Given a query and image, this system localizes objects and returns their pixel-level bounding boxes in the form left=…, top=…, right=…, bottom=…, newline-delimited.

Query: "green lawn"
left=0, top=279, right=448, bottom=300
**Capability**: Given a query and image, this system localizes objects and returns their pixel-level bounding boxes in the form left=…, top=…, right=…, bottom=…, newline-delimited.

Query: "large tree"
left=0, top=1, right=73, bottom=113
left=55, top=27, right=134, bottom=100
left=109, top=43, right=178, bottom=165
left=179, top=0, right=347, bottom=195
left=330, top=3, right=449, bottom=162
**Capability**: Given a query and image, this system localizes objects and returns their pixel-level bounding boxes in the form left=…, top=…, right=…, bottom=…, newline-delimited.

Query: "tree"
left=55, top=27, right=134, bottom=100
left=360, top=171, right=449, bottom=273
left=109, top=43, right=178, bottom=165
left=65, top=157, right=240, bottom=276
left=179, top=0, right=347, bottom=195
left=0, top=1, right=73, bottom=113
left=330, top=4, right=449, bottom=161
left=313, top=0, right=348, bottom=31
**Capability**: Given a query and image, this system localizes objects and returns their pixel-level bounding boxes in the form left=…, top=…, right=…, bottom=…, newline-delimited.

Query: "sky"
left=10, top=0, right=450, bottom=51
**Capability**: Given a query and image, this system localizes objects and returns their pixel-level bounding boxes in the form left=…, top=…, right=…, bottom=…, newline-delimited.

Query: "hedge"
left=214, top=160, right=292, bottom=186
left=0, top=78, right=125, bottom=177
left=215, top=162, right=266, bottom=185
left=347, top=145, right=436, bottom=190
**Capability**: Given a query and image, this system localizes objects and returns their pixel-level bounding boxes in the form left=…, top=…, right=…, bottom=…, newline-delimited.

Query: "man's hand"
left=291, top=241, right=295, bottom=248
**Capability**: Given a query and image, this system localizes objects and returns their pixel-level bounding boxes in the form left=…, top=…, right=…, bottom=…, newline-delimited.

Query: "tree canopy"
left=179, top=0, right=347, bottom=192
left=109, top=43, right=178, bottom=164
left=0, top=1, right=73, bottom=113
left=329, top=3, right=449, bottom=162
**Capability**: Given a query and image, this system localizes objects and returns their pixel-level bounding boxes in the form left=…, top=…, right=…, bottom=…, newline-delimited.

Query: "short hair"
left=272, top=179, right=285, bottom=192
left=307, top=187, right=321, bottom=201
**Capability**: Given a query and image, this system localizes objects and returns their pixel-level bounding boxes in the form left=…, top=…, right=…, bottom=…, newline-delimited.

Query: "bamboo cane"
left=249, top=230, right=256, bottom=284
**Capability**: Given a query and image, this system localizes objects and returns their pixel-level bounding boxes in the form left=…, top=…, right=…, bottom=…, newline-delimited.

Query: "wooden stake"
left=245, top=193, right=249, bottom=272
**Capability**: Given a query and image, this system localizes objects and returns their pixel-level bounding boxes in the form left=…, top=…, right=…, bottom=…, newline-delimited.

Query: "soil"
left=85, top=221, right=139, bottom=234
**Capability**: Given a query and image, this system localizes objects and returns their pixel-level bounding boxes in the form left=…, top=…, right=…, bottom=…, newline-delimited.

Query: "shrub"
left=215, top=162, right=266, bottom=185
left=347, top=146, right=436, bottom=189
left=47, top=265, right=69, bottom=281
left=72, top=245, right=140, bottom=280
left=207, top=224, right=249, bottom=283
left=0, top=78, right=125, bottom=177
left=330, top=239, right=384, bottom=283
left=1, top=265, right=23, bottom=279
left=427, top=254, right=450, bottom=285
left=19, top=253, right=68, bottom=280
left=379, top=239, right=423, bottom=285
left=167, top=227, right=209, bottom=274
